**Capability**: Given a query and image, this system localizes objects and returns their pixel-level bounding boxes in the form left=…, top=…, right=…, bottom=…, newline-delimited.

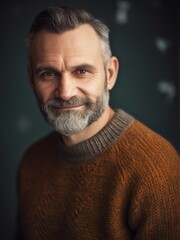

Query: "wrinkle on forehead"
left=30, top=24, right=103, bottom=70
left=31, top=24, right=101, bottom=57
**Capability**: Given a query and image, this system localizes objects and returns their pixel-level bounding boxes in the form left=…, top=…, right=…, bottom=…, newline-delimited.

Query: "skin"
left=28, top=24, right=119, bottom=145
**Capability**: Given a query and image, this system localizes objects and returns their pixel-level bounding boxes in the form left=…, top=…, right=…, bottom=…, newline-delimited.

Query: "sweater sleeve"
left=128, top=141, right=180, bottom=239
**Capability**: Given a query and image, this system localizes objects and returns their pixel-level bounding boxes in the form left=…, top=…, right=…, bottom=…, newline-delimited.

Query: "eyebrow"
left=34, top=65, right=58, bottom=75
left=70, top=64, right=97, bottom=72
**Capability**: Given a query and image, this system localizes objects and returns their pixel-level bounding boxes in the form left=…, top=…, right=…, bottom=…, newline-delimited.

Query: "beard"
left=37, top=89, right=109, bottom=136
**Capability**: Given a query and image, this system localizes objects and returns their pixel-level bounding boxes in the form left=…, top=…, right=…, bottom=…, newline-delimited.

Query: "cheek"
left=82, top=82, right=105, bottom=100
left=34, top=83, right=55, bottom=103
left=86, top=72, right=106, bottom=95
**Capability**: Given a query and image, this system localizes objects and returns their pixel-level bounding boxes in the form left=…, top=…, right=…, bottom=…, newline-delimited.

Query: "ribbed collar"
left=57, top=109, right=134, bottom=162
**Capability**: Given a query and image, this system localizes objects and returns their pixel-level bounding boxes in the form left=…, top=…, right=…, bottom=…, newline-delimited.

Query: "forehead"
left=30, top=24, right=102, bottom=60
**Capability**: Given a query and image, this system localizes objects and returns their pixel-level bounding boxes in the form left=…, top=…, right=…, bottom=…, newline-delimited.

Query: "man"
left=16, top=6, right=180, bottom=240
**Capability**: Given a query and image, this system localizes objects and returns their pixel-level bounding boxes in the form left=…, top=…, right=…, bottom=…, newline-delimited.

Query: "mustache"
left=44, top=96, right=94, bottom=108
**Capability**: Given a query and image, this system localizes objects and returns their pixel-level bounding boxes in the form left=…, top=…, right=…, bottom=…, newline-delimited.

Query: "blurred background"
left=0, top=0, right=179, bottom=239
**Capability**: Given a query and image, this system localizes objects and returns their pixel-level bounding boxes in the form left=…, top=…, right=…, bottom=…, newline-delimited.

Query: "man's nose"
left=54, top=74, right=76, bottom=100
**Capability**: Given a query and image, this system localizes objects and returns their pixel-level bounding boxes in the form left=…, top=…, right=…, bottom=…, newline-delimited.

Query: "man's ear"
left=27, top=64, right=35, bottom=93
left=106, top=56, right=119, bottom=91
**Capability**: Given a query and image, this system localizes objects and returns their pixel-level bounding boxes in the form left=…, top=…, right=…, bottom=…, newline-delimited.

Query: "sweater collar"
left=56, top=109, right=134, bottom=162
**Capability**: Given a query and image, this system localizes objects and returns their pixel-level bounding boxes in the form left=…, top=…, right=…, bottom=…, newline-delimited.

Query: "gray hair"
left=26, top=6, right=112, bottom=65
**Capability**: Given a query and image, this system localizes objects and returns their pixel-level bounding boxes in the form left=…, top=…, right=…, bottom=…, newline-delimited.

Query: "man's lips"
left=52, top=104, right=84, bottom=110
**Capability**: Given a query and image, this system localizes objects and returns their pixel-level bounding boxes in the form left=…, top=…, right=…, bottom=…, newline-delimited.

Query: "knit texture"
left=17, top=110, right=180, bottom=240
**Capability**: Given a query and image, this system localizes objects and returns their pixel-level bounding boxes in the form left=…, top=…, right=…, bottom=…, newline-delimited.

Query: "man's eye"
left=76, top=69, right=87, bottom=75
left=41, top=71, right=56, bottom=77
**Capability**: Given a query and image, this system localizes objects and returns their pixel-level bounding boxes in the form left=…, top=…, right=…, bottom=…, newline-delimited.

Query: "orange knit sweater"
left=17, top=110, right=180, bottom=240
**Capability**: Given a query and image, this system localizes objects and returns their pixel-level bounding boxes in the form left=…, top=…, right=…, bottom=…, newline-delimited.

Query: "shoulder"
left=18, top=131, right=59, bottom=173
left=23, top=131, right=58, bottom=157
left=119, top=119, right=179, bottom=160
left=115, top=119, right=180, bottom=206
left=114, top=119, right=180, bottom=184
left=122, top=122, right=180, bottom=237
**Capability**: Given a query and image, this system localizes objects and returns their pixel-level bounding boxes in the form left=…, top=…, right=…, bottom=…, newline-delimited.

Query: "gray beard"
left=39, top=90, right=109, bottom=136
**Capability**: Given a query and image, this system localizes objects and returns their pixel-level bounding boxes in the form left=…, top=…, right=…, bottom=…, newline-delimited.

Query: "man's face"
left=29, top=24, right=110, bottom=136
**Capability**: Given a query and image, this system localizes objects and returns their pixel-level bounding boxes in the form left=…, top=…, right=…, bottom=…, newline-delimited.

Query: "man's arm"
left=129, top=152, right=180, bottom=239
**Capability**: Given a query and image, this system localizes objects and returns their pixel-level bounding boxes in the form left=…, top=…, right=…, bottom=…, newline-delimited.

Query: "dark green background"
left=0, top=0, right=179, bottom=239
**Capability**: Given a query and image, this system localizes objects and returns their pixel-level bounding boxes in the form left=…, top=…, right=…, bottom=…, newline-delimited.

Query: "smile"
left=52, top=105, right=84, bottom=111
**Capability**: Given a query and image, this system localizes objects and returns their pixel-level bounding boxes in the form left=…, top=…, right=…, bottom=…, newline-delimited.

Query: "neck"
left=61, top=106, right=115, bottom=146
